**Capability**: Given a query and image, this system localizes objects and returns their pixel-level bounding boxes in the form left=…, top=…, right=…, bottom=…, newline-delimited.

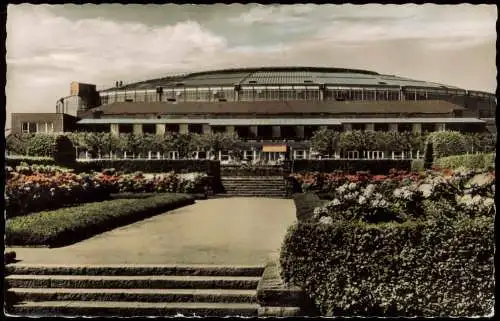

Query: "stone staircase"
left=4, top=264, right=265, bottom=317
left=219, top=176, right=287, bottom=198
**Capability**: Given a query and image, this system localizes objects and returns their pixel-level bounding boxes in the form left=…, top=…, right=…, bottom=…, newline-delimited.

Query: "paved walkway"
left=6, top=198, right=296, bottom=265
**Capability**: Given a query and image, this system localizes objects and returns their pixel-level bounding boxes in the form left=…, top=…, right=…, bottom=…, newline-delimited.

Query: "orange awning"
left=262, top=145, right=287, bottom=152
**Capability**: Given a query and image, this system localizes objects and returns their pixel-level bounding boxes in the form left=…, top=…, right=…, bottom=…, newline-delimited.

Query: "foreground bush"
left=6, top=193, right=194, bottom=247
left=292, top=193, right=325, bottom=223
left=434, top=153, right=495, bottom=171
left=280, top=217, right=494, bottom=317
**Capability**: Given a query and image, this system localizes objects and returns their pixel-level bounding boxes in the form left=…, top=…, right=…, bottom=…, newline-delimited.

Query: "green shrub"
left=285, top=160, right=412, bottom=174
left=292, top=193, right=325, bottom=223
left=411, top=159, right=425, bottom=172
left=6, top=193, right=194, bottom=247
left=435, top=153, right=495, bottom=170
left=52, top=135, right=76, bottom=165
left=427, top=131, right=469, bottom=159
left=5, top=157, right=57, bottom=167
left=75, top=159, right=220, bottom=175
left=280, top=217, right=494, bottom=317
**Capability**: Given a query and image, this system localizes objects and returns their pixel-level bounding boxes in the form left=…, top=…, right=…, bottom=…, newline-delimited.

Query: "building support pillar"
left=272, top=126, right=281, bottom=139
left=156, top=124, right=166, bottom=135
left=389, top=123, right=399, bottom=132
left=226, top=125, right=235, bottom=135
left=133, top=124, right=143, bottom=135
left=249, top=126, right=258, bottom=138
left=412, top=123, right=422, bottom=135
left=296, top=126, right=305, bottom=139
left=202, top=124, right=211, bottom=134
left=179, top=124, right=189, bottom=134
left=110, top=124, right=120, bottom=136
left=435, top=123, right=446, bottom=132
left=343, top=123, right=352, bottom=132
left=365, top=123, right=375, bottom=132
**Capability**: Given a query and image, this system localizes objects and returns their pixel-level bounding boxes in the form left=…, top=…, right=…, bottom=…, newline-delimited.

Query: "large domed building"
left=11, top=66, right=496, bottom=160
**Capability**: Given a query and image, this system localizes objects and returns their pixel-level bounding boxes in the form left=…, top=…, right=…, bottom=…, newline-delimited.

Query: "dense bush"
left=292, top=193, right=325, bottom=223
left=281, top=169, right=495, bottom=316
left=75, top=159, right=220, bottom=175
left=426, top=131, right=476, bottom=159
left=5, top=157, right=57, bottom=167
left=52, top=135, right=76, bottom=165
left=411, top=159, right=425, bottom=172
left=6, top=133, right=57, bottom=157
left=220, top=164, right=286, bottom=177
left=6, top=193, right=194, bottom=247
left=280, top=217, right=494, bottom=317
left=434, top=153, right=495, bottom=171
left=285, top=160, right=411, bottom=174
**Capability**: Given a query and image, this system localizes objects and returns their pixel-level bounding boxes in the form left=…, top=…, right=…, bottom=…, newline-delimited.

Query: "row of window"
left=21, top=122, right=54, bottom=133
left=100, top=87, right=471, bottom=104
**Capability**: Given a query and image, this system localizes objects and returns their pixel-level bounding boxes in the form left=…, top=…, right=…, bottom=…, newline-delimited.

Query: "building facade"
left=10, top=67, right=496, bottom=161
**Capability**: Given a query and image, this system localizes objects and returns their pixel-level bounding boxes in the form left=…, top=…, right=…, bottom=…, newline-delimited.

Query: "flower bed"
left=281, top=168, right=495, bottom=316
left=5, top=164, right=209, bottom=217
left=6, top=193, right=194, bottom=247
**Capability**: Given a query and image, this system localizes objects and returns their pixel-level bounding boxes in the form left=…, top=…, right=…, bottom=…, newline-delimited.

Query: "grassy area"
left=6, top=193, right=194, bottom=247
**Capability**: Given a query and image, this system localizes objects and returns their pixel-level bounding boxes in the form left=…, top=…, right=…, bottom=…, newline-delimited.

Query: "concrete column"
left=133, top=124, right=143, bottom=134
left=365, top=123, right=375, bottom=132
left=110, top=124, right=119, bottom=136
left=272, top=126, right=281, bottom=138
left=296, top=126, right=305, bottom=138
left=156, top=124, right=166, bottom=135
left=389, top=123, right=399, bottom=132
left=435, top=123, right=446, bottom=132
left=343, top=123, right=352, bottom=132
left=319, top=87, right=324, bottom=101
left=249, top=126, right=258, bottom=138
left=202, top=124, right=211, bottom=134
left=179, top=123, right=189, bottom=134
left=226, top=125, right=235, bottom=134
left=412, top=123, right=422, bottom=135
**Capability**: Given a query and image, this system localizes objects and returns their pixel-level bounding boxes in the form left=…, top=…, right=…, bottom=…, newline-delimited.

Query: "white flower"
left=348, top=182, right=357, bottom=191
left=319, top=216, right=333, bottom=225
left=328, top=199, right=341, bottom=207
left=336, top=185, right=347, bottom=194
left=358, top=195, right=367, bottom=205
left=393, top=188, right=403, bottom=198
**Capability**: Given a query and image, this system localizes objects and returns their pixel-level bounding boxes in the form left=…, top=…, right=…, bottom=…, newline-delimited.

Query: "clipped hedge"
left=5, top=157, right=57, bottom=167
left=75, top=159, right=220, bottom=175
left=285, top=160, right=411, bottom=174
left=220, top=164, right=286, bottom=177
left=292, top=193, right=325, bottom=223
left=52, top=134, right=76, bottom=165
left=6, top=193, right=194, bottom=247
left=280, top=217, right=494, bottom=317
left=411, top=159, right=425, bottom=172
left=434, top=153, right=495, bottom=170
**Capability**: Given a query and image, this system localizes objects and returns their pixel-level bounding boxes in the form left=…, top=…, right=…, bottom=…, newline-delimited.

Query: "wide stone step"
left=223, top=188, right=285, bottom=192
left=221, top=176, right=283, bottom=180
left=9, top=288, right=257, bottom=303
left=5, top=264, right=264, bottom=277
left=8, top=300, right=258, bottom=317
left=5, top=275, right=261, bottom=290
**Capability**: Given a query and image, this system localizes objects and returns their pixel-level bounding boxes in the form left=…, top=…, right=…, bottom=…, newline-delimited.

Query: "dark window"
left=398, top=124, right=413, bottom=132
left=166, top=124, right=180, bottom=133
left=212, top=126, right=226, bottom=134
left=143, top=124, right=156, bottom=134
left=374, top=123, right=389, bottom=131
left=352, top=123, right=364, bottom=131
left=119, top=124, right=133, bottom=133
left=188, top=124, right=202, bottom=134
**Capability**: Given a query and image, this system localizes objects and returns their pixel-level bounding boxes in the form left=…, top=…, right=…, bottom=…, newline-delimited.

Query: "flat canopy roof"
left=77, top=117, right=485, bottom=125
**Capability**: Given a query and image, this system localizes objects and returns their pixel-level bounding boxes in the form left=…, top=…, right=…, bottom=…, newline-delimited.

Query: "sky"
left=5, top=4, right=497, bottom=128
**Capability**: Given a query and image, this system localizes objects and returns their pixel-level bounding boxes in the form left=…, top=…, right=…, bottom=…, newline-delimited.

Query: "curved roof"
left=103, top=66, right=464, bottom=92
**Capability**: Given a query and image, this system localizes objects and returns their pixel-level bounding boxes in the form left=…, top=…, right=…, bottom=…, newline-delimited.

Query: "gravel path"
left=6, top=198, right=296, bottom=265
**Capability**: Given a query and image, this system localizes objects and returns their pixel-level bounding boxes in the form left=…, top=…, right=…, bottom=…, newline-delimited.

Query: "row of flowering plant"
left=290, top=169, right=424, bottom=193
left=311, top=168, right=494, bottom=225
left=5, top=164, right=208, bottom=217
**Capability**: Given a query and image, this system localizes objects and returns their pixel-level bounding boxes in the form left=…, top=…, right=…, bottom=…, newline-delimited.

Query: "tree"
left=310, top=128, right=339, bottom=156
